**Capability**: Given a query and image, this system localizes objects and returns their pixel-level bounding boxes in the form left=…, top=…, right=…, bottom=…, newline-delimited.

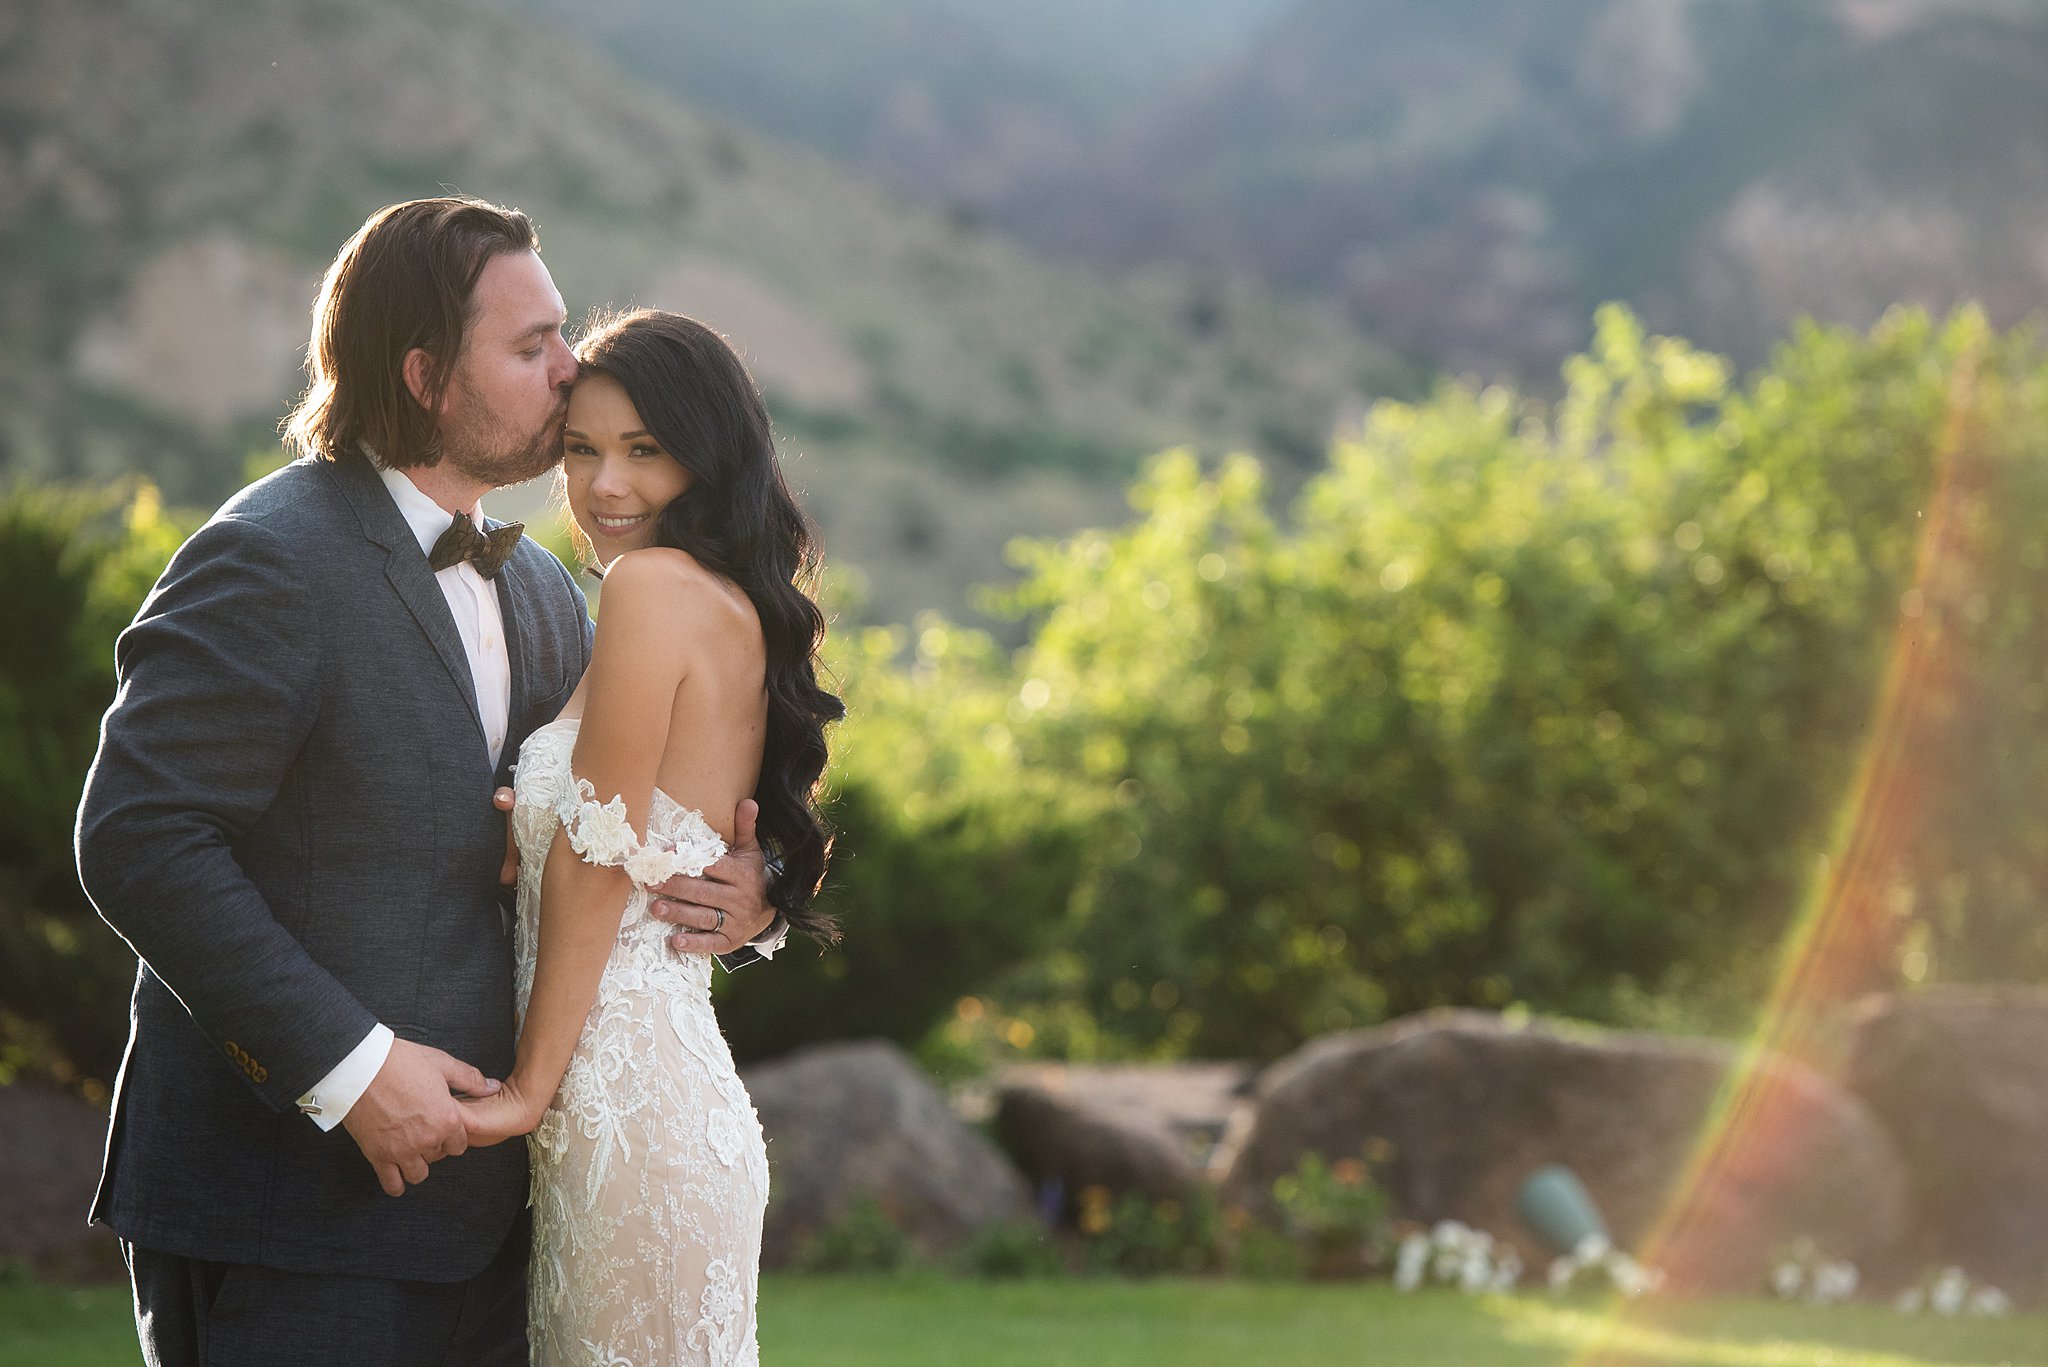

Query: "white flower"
left=1394, top=1234, right=1430, bottom=1292
left=1967, top=1287, right=2010, bottom=1317
left=1490, top=1249, right=1523, bottom=1292
left=1931, top=1267, right=1968, bottom=1316
left=1772, top=1261, right=1805, bottom=1299
left=1573, top=1233, right=1613, bottom=1261
left=1610, top=1255, right=1660, bottom=1299
left=1549, top=1256, right=1577, bottom=1292
left=1812, top=1261, right=1859, bottom=1304
left=1458, top=1250, right=1493, bottom=1294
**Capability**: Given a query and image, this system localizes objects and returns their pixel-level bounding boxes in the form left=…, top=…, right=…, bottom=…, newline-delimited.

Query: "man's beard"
left=438, top=386, right=567, bottom=489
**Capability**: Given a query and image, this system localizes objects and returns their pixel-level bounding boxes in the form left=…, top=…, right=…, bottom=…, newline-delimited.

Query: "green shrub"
left=955, top=1218, right=1066, bottom=1279
left=1078, top=1186, right=1224, bottom=1278
left=969, top=306, right=2048, bottom=1056
left=1271, top=1152, right=1393, bottom=1279
left=0, top=479, right=192, bottom=1085
left=791, top=1195, right=916, bottom=1275
left=716, top=618, right=1092, bottom=1063
left=1225, top=1220, right=1307, bottom=1281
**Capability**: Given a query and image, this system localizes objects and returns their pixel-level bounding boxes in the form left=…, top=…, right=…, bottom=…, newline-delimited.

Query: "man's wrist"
left=298, top=1023, right=393, bottom=1131
left=749, top=913, right=788, bottom=958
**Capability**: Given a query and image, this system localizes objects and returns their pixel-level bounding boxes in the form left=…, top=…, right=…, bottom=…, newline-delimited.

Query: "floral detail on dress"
left=532, top=1107, right=567, bottom=1162
left=706, top=1107, right=744, bottom=1169
left=510, top=717, right=766, bottom=1367
left=558, top=781, right=638, bottom=866
left=689, top=1258, right=749, bottom=1363
left=554, top=777, right=728, bottom=888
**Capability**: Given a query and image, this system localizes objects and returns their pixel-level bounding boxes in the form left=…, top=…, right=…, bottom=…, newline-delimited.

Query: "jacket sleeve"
left=76, top=514, right=379, bottom=1112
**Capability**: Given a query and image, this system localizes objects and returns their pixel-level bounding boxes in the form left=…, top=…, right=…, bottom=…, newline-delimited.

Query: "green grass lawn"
left=4, top=1276, right=2044, bottom=1366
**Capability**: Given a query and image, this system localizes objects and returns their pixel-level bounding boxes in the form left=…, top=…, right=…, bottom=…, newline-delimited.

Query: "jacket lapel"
left=330, top=452, right=488, bottom=751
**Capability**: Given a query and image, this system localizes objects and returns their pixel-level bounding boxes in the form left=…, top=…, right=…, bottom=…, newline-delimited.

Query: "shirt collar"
left=376, top=462, right=482, bottom=560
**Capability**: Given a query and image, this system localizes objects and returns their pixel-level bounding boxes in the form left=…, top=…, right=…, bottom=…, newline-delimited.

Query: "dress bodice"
left=508, top=717, right=728, bottom=1011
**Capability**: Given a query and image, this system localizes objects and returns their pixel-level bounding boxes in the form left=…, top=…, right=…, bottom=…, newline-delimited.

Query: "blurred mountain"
left=0, top=0, right=1404, bottom=627
left=1000, top=0, right=2048, bottom=375
left=542, top=0, right=2048, bottom=378
left=522, top=0, right=1290, bottom=207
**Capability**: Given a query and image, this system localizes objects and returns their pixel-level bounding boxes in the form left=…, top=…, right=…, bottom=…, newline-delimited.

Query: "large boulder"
left=1847, top=985, right=2048, bottom=1295
left=1218, top=1010, right=1910, bottom=1293
left=991, top=1062, right=1253, bottom=1217
left=741, top=1039, right=1028, bottom=1267
left=0, top=1082, right=121, bottom=1282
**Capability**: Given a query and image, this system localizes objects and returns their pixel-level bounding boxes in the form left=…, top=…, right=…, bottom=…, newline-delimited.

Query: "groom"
left=76, top=196, right=782, bottom=1364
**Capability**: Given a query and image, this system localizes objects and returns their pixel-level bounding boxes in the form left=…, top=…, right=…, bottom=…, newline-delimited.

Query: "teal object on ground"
left=1516, top=1165, right=1608, bottom=1254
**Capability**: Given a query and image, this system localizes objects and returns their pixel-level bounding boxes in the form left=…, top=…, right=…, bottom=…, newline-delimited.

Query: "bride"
left=463, top=308, right=842, bottom=1364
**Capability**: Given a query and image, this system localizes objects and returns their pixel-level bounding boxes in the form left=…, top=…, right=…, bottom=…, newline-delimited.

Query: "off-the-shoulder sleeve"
left=555, top=778, right=727, bottom=888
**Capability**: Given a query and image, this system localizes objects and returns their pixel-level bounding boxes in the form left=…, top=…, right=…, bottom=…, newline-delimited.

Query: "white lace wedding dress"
left=509, top=717, right=770, bottom=1366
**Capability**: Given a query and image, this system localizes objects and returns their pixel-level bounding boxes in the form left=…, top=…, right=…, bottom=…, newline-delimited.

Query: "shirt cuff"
left=749, top=914, right=788, bottom=960
left=297, top=1024, right=394, bottom=1131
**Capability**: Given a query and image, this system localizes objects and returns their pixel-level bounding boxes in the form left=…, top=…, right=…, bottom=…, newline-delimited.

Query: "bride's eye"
left=630, top=444, right=665, bottom=459
left=565, top=442, right=595, bottom=457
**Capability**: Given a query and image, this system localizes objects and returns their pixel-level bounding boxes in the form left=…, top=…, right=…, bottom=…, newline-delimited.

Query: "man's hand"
left=341, top=1038, right=499, bottom=1197
left=648, top=798, right=776, bottom=954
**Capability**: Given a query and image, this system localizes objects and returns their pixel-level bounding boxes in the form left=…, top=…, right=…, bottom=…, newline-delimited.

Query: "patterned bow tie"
left=428, top=512, right=523, bottom=580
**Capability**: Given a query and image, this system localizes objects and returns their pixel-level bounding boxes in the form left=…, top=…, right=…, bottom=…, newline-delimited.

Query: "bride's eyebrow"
left=563, top=427, right=589, bottom=440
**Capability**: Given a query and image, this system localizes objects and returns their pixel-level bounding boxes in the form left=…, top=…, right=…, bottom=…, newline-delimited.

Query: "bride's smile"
left=562, top=371, right=693, bottom=560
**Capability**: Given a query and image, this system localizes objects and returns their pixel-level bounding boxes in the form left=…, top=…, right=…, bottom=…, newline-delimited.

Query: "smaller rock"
left=1847, top=985, right=2048, bottom=1297
left=742, top=1040, right=1027, bottom=1267
left=992, top=1062, right=1252, bottom=1216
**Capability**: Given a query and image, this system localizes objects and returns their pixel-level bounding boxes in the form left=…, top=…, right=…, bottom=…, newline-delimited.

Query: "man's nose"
left=548, top=335, right=577, bottom=389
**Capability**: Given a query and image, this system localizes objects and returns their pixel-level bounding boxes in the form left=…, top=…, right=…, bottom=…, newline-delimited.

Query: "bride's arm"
left=464, top=553, right=705, bottom=1143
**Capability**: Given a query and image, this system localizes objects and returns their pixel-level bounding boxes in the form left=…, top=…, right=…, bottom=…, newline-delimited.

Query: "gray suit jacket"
left=77, top=451, right=593, bottom=1282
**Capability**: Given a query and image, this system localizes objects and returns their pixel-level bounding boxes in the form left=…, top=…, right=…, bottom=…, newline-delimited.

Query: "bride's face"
left=562, top=373, right=692, bottom=563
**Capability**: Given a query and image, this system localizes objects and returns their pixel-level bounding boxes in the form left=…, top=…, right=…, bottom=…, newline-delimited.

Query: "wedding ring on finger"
left=712, top=908, right=726, bottom=937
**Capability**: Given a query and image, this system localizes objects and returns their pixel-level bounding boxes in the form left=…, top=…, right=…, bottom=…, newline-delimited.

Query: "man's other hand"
left=647, top=798, right=775, bottom=954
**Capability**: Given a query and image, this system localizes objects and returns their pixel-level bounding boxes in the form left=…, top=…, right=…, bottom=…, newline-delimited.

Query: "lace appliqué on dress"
left=510, top=718, right=769, bottom=1367
left=555, top=775, right=727, bottom=890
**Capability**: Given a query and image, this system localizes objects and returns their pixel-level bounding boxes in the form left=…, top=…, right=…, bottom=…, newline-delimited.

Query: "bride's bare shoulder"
left=595, top=548, right=759, bottom=641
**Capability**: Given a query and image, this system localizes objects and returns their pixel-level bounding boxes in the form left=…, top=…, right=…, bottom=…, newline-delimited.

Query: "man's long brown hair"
left=282, top=197, right=537, bottom=468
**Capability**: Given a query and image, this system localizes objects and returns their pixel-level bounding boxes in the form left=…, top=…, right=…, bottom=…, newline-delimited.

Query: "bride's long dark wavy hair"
left=575, top=308, right=843, bottom=942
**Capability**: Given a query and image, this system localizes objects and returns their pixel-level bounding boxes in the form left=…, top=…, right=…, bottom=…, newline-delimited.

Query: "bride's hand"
left=459, top=1074, right=545, bottom=1147
left=494, top=787, right=519, bottom=886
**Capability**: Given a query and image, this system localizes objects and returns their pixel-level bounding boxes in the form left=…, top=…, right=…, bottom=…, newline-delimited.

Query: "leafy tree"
left=979, top=307, right=2032, bottom=1057
left=716, top=618, right=1091, bottom=1061
left=0, top=480, right=193, bottom=1085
